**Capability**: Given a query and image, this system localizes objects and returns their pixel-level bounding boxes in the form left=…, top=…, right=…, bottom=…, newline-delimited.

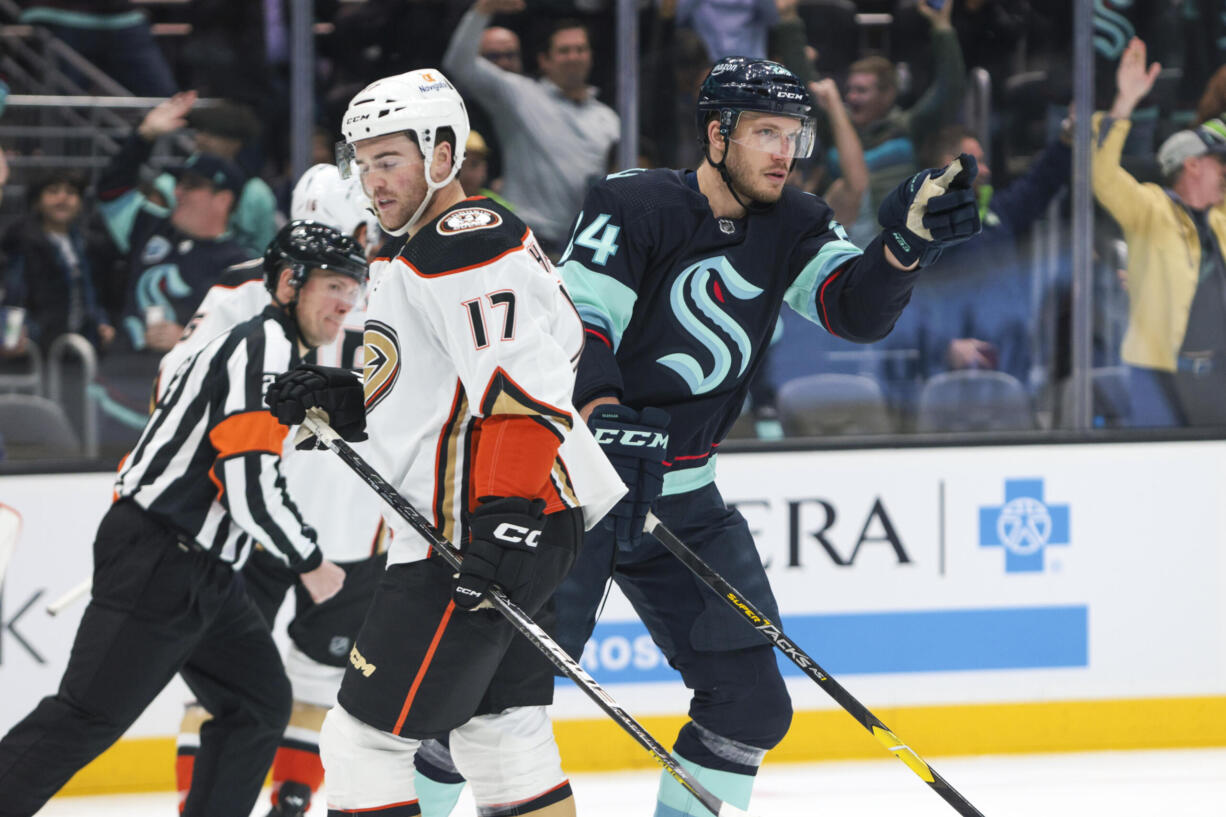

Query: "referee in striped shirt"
left=0, top=221, right=368, bottom=817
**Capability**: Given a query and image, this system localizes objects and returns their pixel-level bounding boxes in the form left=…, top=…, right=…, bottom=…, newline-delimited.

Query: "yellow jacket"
left=1091, top=112, right=1226, bottom=371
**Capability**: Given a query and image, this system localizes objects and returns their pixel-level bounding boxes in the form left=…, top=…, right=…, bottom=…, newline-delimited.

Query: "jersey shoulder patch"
left=400, top=198, right=528, bottom=278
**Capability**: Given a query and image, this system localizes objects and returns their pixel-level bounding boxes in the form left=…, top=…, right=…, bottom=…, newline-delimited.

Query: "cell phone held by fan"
left=924, top=0, right=946, bottom=10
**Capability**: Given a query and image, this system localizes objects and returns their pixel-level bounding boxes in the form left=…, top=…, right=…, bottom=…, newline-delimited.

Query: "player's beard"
left=724, top=145, right=788, bottom=207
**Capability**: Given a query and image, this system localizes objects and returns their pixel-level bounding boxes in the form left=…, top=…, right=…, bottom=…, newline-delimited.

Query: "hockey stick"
left=0, top=503, right=22, bottom=588
left=299, top=410, right=754, bottom=817
left=46, top=577, right=92, bottom=616
left=644, top=513, right=986, bottom=817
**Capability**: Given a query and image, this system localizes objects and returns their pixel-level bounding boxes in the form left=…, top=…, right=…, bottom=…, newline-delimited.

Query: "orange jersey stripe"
left=209, top=410, right=288, bottom=459
left=206, top=411, right=289, bottom=500
left=393, top=601, right=457, bottom=736
left=330, top=800, right=420, bottom=813
left=472, top=415, right=562, bottom=508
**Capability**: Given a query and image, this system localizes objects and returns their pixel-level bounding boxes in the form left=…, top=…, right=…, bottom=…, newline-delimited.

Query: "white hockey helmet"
left=290, top=163, right=373, bottom=239
left=337, top=69, right=470, bottom=235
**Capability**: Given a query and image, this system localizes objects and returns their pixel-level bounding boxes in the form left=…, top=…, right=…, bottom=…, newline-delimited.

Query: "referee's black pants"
left=0, top=499, right=292, bottom=817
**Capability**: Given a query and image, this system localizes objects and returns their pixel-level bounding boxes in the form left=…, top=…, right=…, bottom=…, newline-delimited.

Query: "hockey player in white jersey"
left=164, top=166, right=400, bottom=817
left=265, top=69, right=624, bottom=817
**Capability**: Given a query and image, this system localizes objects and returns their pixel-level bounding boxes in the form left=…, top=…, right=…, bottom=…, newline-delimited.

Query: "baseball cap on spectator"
left=174, top=152, right=246, bottom=197
left=466, top=130, right=490, bottom=158
left=1157, top=119, right=1226, bottom=179
left=187, top=101, right=262, bottom=144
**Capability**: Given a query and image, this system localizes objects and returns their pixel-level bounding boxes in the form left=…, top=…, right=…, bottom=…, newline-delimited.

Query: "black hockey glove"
left=265, top=364, right=367, bottom=444
left=877, top=152, right=982, bottom=268
left=453, top=496, right=547, bottom=610
left=589, top=404, right=670, bottom=551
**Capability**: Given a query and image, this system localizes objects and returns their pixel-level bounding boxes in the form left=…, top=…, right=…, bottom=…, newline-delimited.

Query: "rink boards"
left=1, top=439, right=1224, bottom=793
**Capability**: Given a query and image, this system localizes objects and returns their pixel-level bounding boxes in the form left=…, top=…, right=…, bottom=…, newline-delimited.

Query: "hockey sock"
left=271, top=702, right=329, bottom=809
left=413, top=738, right=466, bottom=817
left=175, top=704, right=210, bottom=813
left=653, top=723, right=764, bottom=817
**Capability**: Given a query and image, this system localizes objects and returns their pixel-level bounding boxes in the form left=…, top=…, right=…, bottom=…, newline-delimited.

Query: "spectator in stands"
left=1094, top=37, right=1226, bottom=427
left=139, top=95, right=278, bottom=258
left=459, top=130, right=514, bottom=213
left=94, top=93, right=251, bottom=447
left=676, top=0, right=778, bottom=61
left=879, top=119, right=1072, bottom=406
left=19, top=1, right=177, bottom=97
left=1, top=170, right=115, bottom=354
left=481, top=25, right=524, bottom=73
left=821, top=0, right=966, bottom=247
left=444, top=0, right=619, bottom=256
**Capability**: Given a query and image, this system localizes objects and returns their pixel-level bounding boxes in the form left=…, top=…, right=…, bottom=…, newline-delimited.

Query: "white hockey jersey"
left=362, top=198, right=624, bottom=566
left=157, top=262, right=388, bottom=563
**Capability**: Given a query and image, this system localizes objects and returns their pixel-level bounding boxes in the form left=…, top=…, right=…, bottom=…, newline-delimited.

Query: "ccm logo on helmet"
left=594, top=429, right=668, bottom=449
left=493, top=523, right=540, bottom=548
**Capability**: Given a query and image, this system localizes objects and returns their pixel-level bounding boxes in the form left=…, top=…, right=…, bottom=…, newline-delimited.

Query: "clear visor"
left=335, top=139, right=415, bottom=198
left=335, top=140, right=357, bottom=180
left=312, top=268, right=366, bottom=309
left=727, top=115, right=816, bottom=159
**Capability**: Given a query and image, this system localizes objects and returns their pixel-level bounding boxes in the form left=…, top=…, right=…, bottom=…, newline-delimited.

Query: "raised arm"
left=810, top=78, right=867, bottom=227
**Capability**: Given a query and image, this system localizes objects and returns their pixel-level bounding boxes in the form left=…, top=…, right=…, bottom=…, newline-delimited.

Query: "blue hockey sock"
left=654, top=723, right=765, bottom=817
left=413, top=771, right=465, bottom=817
left=654, top=755, right=756, bottom=817
left=413, top=738, right=466, bottom=817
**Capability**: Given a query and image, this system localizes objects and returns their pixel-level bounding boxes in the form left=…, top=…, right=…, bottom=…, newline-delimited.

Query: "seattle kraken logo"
left=657, top=256, right=762, bottom=395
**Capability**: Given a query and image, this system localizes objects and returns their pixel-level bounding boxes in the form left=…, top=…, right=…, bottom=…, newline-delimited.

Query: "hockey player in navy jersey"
left=553, top=56, right=982, bottom=817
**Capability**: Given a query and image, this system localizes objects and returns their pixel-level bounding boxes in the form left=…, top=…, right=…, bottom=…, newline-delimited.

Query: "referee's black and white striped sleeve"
left=206, top=318, right=322, bottom=572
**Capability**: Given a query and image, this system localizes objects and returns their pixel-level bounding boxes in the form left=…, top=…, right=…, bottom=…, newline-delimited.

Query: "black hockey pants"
left=0, top=499, right=291, bottom=817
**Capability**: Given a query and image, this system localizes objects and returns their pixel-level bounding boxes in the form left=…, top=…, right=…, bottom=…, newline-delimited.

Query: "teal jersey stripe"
left=783, top=235, right=863, bottom=328
left=661, top=456, right=717, bottom=496
left=20, top=8, right=146, bottom=29
left=827, top=135, right=915, bottom=177
left=560, top=260, right=638, bottom=351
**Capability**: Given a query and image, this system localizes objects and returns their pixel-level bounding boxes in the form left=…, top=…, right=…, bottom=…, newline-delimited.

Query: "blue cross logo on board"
left=979, top=479, right=1070, bottom=573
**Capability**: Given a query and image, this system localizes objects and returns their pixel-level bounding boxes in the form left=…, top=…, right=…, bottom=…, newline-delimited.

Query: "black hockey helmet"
left=696, top=57, right=815, bottom=156
left=263, top=219, right=368, bottom=298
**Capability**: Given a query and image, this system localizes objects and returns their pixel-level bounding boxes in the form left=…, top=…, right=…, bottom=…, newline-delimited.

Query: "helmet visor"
left=335, top=140, right=357, bottom=180
left=727, top=113, right=816, bottom=160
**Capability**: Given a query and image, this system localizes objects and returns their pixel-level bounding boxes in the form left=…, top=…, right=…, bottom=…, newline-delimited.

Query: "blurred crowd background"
left=1, top=0, right=1224, bottom=464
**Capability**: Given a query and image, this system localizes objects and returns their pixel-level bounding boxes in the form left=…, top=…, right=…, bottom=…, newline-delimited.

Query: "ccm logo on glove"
left=492, top=523, right=540, bottom=548
left=593, top=429, right=668, bottom=448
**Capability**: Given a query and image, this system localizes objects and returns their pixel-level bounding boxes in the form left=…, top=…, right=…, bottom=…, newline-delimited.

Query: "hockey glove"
left=877, top=152, right=982, bottom=268
left=265, top=364, right=368, bottom=444
left=453, top=496, right=547, bottom=610
left=589, top=404, right=670, bottom=551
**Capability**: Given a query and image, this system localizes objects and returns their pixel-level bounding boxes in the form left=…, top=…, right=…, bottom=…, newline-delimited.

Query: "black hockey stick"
left=299, top=410, right=754, bottom=817
left=644, top=512, right=986, bottom=817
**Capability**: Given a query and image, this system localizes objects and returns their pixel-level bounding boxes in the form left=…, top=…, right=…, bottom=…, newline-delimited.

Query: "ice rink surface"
left=33, top=747, right=1226, bottom=816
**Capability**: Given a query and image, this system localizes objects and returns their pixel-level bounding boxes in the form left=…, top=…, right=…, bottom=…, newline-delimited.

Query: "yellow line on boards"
left=52, top=696, right=1226, bottom=796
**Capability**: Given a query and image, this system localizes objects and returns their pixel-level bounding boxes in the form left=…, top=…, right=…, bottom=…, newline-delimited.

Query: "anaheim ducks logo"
left=437, top=207, right=502, bottom=235
left=362, top=319, right=400, bottom=411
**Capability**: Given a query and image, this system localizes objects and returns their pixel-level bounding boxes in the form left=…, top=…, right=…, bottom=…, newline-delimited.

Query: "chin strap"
left=703, top=140, right=777, bottom=216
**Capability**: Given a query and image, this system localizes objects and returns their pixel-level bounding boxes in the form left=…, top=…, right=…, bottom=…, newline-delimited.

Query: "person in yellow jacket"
left=1093, top=37, right=1226, bottom=426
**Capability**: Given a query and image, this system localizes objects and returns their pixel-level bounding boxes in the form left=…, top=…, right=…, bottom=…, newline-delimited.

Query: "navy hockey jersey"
left=559, top=168, right=919, bottom=494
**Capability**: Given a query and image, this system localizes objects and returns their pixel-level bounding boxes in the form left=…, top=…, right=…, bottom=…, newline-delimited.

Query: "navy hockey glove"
left=453, top=497, right=547, bottom=610
left=878, top=152, right=982, bottom=268
left=265, top=363, right=367, bottom=443
left=589, top=404, right=670, bottom=551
